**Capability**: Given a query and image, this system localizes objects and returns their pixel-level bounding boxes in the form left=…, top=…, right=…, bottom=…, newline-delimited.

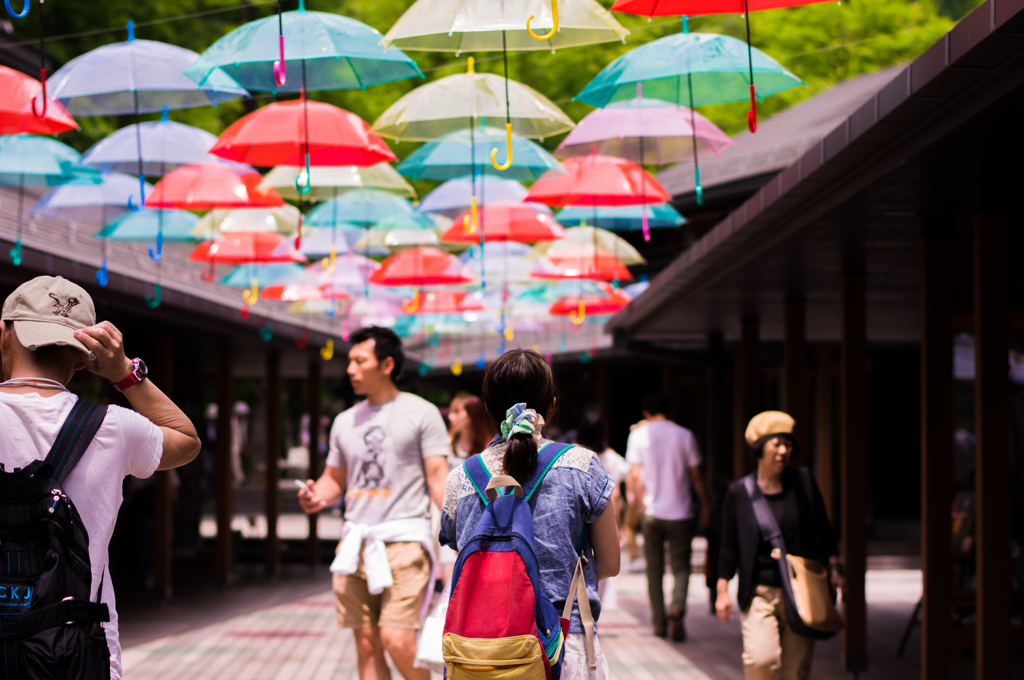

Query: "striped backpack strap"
left=463, top=454, right=493, bottom=505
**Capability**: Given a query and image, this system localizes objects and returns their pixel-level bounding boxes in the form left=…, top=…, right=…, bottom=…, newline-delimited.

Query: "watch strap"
left=113, top=358, right=144, bottom=392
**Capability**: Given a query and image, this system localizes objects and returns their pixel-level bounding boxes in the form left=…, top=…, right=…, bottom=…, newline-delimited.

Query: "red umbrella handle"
left=295, top=328, right=309, bottom=349
left=31, top=68, right=47, bottom=118
left=748, top=85, right=757, bottom=133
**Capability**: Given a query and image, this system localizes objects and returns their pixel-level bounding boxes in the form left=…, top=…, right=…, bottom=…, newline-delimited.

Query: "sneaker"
left=668, top=611, right=686, bottom=642
left=653, top=625, right=667, bottom=638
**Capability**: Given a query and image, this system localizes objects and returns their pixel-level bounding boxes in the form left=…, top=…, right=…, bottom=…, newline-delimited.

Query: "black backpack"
left=0, top=398, right=112, bottom=680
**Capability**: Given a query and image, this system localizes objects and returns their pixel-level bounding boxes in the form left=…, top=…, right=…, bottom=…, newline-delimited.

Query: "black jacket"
left=718, top=467, right=838, bottom=611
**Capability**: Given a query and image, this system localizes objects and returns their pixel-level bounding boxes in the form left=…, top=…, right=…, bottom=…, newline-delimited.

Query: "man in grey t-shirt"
left=299, top=327, right=450, bottom=680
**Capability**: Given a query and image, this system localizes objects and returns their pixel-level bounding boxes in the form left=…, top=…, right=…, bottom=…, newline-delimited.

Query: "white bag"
left=414, top=580, right=450, bottom=673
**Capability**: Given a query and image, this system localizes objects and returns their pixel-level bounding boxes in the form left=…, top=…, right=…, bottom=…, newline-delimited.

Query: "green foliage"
left=17, top=0, right=958, bottom=167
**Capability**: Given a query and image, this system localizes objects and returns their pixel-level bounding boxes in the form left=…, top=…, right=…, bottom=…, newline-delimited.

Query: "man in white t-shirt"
left=0, top=276, right=201, bottom=679
left=299, top=326, right=450, bottom=680
left=626, top=393, right=710, bottom=642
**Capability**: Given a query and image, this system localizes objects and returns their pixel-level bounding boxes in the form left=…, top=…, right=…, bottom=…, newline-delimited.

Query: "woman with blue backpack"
left=439, top=349, right=620, bottom=679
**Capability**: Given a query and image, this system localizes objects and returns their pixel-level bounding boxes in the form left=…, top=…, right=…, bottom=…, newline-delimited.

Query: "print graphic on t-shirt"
left=357, top=425, right=386, bottom=489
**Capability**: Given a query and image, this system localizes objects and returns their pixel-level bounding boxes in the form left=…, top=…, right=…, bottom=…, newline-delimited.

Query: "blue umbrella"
left=96, top=209, right=200, bottom=242
left=397, top=127, right=563, bottom=182
left=306, top=189, right=414, bottom=227
left=220, top=263, right=306, bottom=287
left=555, top=203, right=686, bottom=231
left=31, top=171, right=150, bottom=222
left=0, top=134, right=100, bottom=266
left=184, top=0, right=422, bottom=94
left=419, top=175, right=531, bottom=218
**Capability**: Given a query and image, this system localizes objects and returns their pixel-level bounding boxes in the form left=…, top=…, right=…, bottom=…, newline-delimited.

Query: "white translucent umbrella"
left=191, top=205, right=301, bottom=239
left=259, top=163, right=416, bottom=201
left=531, top=225, right=645, bottom=265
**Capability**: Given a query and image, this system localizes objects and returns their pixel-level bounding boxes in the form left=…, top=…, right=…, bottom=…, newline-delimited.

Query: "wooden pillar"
left=973, top=215, right=1010, bottom=679
left=214, top=344, right=234, bottom=585
left=306, top=357, right=322, bottom=568
left=706, top=333, right=729, bottom=612
left=784, top=301, right=809, bottom=466
left=733, top=318, right=759, bottom=479
left=815, top=346, right=834, bottom=523
left=152, top=337, right=174, bottom=600
left=265, top=349, right=282, bottom=575
left=661, top=362, right=679, bottom=422
left=920, top=237, right=953, bottom=679
left=841, top=275, right=867, bottom=674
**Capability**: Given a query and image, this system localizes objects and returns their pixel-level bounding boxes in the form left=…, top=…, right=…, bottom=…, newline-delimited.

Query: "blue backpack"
left=442, top=442, right=596, bottom=680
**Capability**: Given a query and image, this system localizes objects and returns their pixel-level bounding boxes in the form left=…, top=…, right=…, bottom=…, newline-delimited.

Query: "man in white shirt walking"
left=626, top=393, right=710, bottom=642
left=298, top=327, right=450, bottom=680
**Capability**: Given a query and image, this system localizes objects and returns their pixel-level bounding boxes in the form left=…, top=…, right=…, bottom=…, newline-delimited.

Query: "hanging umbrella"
left=549, top=285, right=630, bottom=318
left=260, top=163, right=415, bottom=201
left=534, top=226, right=644, bottom=265
left=184, top=0, right=422, bottom=94
left=419, top=175, right=529, bottom=217
left=404, top=290, right=487, bottom=315
left=441, top=202, right=565, bottom=244
left=192, top=205, right=302, bottom=239
left=459, top=242, right=537, bottom=285
left=398, top=127, right=562, bottom=183
left=147, top=165, right=285, bottom=211
left=189, top=232, right=306, bottom=265
left=261, top=283, right=346, bottom=302
left=531, top=247, right=633, bottom=282
left=555, top=203, right=686, bottom=231
left=305, top=189, right=414, bottom=227
left=0, top=134, right=100, bottom=267
left=295, top=227, right=362, bottom=257
left=526, top=155, right=670, bottom=207
left=355, top=213, right=440, bottom=251
left=370, top=246, right=474, bottom=287
left=0, top=64, right=77, bottom=135
left=221, top=262, right=306, bottom=287
left=297, top=253, right=380, bottom=289
left=31, top=171, right=150, bottom=222
left=96, top=209, right=200, bottom=242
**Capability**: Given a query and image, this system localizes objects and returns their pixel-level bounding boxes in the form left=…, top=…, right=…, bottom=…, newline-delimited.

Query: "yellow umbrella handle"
left=463, top=196, right=478, bottom=233
left=242, top=277, right=259, bottom=305
left=320, top=339, right=334, bottom=361
left=527, top=0, right=559, bottom=40
left=570, top=299, right=586, bottom=325
left=451, top=358, right=463, bottom=376
left=322, top=245, right=336, bottom=272
left=504, top=325, right=514, bottom=340
left=402, top=288, right=421, bottom=313
left=490, top=123, right=513, bottom=171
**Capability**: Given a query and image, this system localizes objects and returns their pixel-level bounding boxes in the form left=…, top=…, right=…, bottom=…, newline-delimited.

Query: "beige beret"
left=745, top=411, right=796, bottom=448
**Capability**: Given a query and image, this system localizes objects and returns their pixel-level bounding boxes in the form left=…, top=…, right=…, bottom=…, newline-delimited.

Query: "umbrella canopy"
left=79, top=118, right=240, bottom=176
left=382, top=0, right=628, bottom=52
left=184, top=1, right=422, bottom=94
left=441, top=202, right=565, bottom=244
left=305, top=189, right=414, bottom=227
left=611, top=0, right=829, bottom=15
left=192, top=205, right=302, bottom=239
left=532, top=247, right=633, bottom=281
left=575, top=32, right=803, bottom=109
left=405, top=290, right=486, bottom=315
left=556, top=97, right=735, bottom=164
left=220, top=262, right=306, bottom=287
left=549, top=285, right=630, bottom=316
left=459, top=242, right=536, bottom=285
left=261, top=283, right=341, bottom=301
left=31, top=172, right=150, bottom=222
left=355, top=213, right=440, bottom=251
left=419, top=175, right=528, bottom=217
left=0, top=65, right=77, bottom=135
left=147, top=165, right=285, bottom=211
left=296, top=254, right=380, bottom=290
left=534, top=226, right=645, bottom=265
left=369, top=246, right=473, bottom=287
left=95, top=209, right=200, bottom=241
left=295, top=226, right=360, bottom=257
left=210, top=99, right=395, bottom=167
left=189, top=232, right=306, bottom=264
left=397, top=127, right=563, bottom=182
left=526, top=155, right=670, bottom=207
left=555, top=203, right=685, bottom=231
left=260, top=163, right=415, bottom=201
left=45, top=32, right=247, bottom=116
left=372, top=67, right=574, bottom=141
left=0, top=134, right=99, bottom=187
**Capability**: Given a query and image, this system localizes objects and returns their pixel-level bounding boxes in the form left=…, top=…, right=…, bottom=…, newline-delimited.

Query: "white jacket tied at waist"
left=331, top=517, right=437, bottom=594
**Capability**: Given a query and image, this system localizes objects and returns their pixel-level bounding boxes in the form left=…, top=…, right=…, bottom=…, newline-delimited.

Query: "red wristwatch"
left=113, top=358, right=148, bottom=393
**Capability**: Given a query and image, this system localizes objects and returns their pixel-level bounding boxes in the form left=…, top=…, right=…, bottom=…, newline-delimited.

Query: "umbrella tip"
left=298, top=0, right=306, bottom=10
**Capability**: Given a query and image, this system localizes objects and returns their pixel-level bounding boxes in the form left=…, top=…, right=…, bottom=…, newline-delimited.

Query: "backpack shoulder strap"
left=522, top=442, right=574, bottom=502
left=463, top=453, right=493, bottom=505
left=44, top=398, right=108, bottom=485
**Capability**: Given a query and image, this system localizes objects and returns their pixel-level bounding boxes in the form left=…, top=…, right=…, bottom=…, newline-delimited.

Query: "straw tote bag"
left=743, top=471, right=843, bottom=640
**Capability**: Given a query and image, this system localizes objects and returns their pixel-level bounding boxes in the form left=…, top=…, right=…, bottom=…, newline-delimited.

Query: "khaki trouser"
left=740, top=585, right=815, bottom=680
left=641, top=515, right=696, bottom=631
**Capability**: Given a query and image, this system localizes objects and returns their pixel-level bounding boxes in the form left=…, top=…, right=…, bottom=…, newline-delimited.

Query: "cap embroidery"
left=48, top=293, right=80, bottom=318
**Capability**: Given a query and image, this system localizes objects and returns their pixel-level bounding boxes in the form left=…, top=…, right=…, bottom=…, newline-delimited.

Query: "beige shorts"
left=332, top=541, right=431, bottom=630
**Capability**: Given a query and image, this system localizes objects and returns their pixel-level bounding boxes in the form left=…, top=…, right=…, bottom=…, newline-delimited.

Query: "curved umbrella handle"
left=490, top=124, right=513, bottom=171
left=242, top=277, right=259, bottom=305
left=294, top=212, right=304, bottom=249
left=463, top=196, right=478, bottom=233
left=321, top=245, right=336, bottom=273
left=200, top=262, right=216, bottom=282
left=451, top=358, right=463, bottom=376
left=341, top=320, right=350, bottom=342
left=526, top=0, right=558, bottom=41
left=503, top=325, right=514, bottom=341
left=747, top=85, right=757, bottom=133
left=401, top=289, right=420, bottom=314
left=240, top=306, right=250, bottom=319
left=295, top=328, right=309, bottom=349
left=694, top=167, right=703, bottom=206
left=31, top=68, right=47, bottom=118
left=259, top=322, right=273, bottom=342
left=96, top=260, right=108, bottom=287
left=320, top=339, right=334, bottom=361
left=294, top=154, right=312, bottom=195
left=569, top=300, right=586, bottom=325
left=9, top=238, right=22, bottom=267
left=475, top=351, right=486, bottom=369
left=325, top=297, right=337, bottom=318
left=128, top=174, right=146, bottom=212
left=5, top=0, right=29, bottom=18
left=273, top=35, right=287, bottom=86
left=144, top=284, right=162, bottom=309
left=148, top=230, right=163, bottom=262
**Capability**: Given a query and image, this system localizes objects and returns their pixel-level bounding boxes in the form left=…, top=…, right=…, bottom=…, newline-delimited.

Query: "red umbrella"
left=369, top=246, right=474, bottom=287
left=0, top=65, right=78, bottom=135
left=525, top=155, right=671, bottom=208
left=611, top=0, right=826, bottom=13
left=209, top=97, right=396, bottom=168
left=262, top=283, right=346, bottom=302
left=189, top=232, right=306, bottom=265
left=532, top=248, right=633, bottom=282
left=549, top=286, right=631, bottom=317
left=441, top=202, right=566, bottom=244
left=148, top=165, right=284, bottom=211
left=408, top=290, right=486, bottom=315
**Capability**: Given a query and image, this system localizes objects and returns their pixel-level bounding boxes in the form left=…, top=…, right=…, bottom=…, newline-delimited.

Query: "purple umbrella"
left=418, top=175, right=533, bottom=218
left=31, top=171, right=151, bottom=222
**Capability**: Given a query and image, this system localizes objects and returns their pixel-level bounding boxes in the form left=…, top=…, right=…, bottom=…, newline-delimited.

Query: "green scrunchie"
left=500, top=402, right=535, bottom=441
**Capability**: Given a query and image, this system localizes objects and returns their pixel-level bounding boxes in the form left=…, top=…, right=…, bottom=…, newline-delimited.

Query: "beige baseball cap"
left=1, top=276, right=95, bottom=359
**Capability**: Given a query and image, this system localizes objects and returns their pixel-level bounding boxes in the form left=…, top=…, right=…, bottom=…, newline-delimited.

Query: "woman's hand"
left=830, top=572, right=846, bottom=592
left=715, top=578, right=733, bottom=622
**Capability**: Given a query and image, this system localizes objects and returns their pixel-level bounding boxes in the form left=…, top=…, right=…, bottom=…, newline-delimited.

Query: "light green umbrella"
left=259, top=163, right=415, bottom=201
left=354, top=213, right=440, bottom=251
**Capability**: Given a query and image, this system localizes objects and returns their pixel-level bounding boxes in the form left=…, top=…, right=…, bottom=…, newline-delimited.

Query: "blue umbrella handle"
left=96, top=260, right=108, bottom=287
left=31, top=69, right=47, bottom=118
left=128, top=174, right=146, bottom=212
left=148, top=230, right=163, bottom=262
left=4, top=0, right=28, bottom=19
left=144, top=284, right=162, bottom=309
left=694, top=167, right=703, bottom=206
left=475, top=351, right=487, bottom=369
left=325, top=298, right=337, bottom=318
left=259, top=322, right=274, bottom=342
left=9, top=238, right=21, bottom=267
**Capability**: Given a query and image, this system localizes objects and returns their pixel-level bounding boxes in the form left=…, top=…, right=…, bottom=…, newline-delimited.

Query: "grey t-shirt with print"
left=326, top=392, right=451, bottom=526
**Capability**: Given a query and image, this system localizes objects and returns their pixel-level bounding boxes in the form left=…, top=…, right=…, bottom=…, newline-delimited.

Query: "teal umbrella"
left=96, top=209, right=199, bottom=241
left=555, top=203, right=686, bottom=231
left=220, top=263, right=305, bottom=287
left=305, top=189, right=414, bottom=227
left=397, top=127, right=563, bottom=182
left=0, top=134, right=101, bottom=266
left=184, top=0, right=422, bottom=94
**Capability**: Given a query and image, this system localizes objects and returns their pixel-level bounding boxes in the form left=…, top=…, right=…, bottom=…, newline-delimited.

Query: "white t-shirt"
left=326, top=392, right=450, bottom=526
left=0, top=391, right=163, bottom=680
left=625, top=420, right=702, bottom=521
